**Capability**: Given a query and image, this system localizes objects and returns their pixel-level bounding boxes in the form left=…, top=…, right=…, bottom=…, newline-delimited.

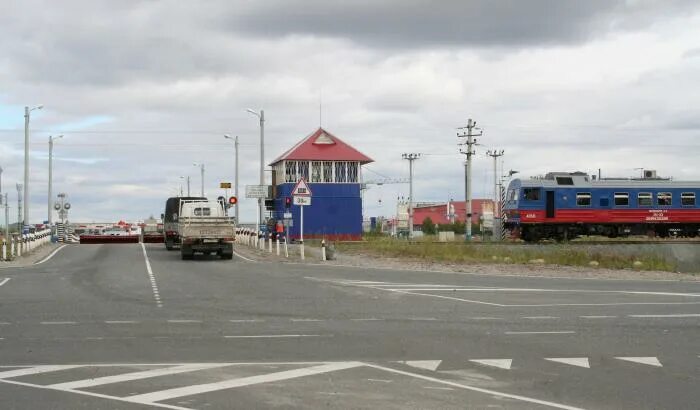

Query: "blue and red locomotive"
left=503, top=171, right=700, bottom=242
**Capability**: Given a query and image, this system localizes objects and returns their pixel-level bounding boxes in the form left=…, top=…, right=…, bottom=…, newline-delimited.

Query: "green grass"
left=335, top=237, right=677, bottom=272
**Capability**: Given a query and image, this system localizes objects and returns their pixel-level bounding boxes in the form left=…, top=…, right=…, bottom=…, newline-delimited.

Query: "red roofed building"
left=269, top=127, right=373, bottom=240
left=413, top=200, right=495, bottom=226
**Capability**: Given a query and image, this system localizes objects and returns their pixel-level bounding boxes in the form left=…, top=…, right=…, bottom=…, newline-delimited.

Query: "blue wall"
left=273, top=183, right=363, bottom=240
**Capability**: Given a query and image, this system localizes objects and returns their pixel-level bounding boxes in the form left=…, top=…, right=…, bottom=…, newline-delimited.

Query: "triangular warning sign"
left=291, top=178, right=312, bottom=197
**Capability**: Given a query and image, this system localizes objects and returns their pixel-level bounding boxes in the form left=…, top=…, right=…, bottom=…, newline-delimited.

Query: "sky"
left=1, top=0, right=699, bottom=223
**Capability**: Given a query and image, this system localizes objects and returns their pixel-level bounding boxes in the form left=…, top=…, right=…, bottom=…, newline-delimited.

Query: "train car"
left=503, top=171, right=700, bottom=242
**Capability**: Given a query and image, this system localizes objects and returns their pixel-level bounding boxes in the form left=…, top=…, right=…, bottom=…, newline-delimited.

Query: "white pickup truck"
left=178, top=199, right=236, bottom=260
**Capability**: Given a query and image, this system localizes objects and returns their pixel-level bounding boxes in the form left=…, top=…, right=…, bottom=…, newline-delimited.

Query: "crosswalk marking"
left=0, top=365, right=84, bottom=379
left=124, top=361, right=363, bottom=404
left=48, top=364, right=230, bottom=390
left=400, top=360, right=442, bottom=371
left=469, top=359, right=512, bottom=370
left=615, top=357, right=663, bottom=367
left=545, top=358, right=590, bottom=368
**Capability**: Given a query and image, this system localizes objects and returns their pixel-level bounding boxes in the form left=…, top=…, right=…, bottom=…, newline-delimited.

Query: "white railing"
left=1, top=228, right=53, bottom=261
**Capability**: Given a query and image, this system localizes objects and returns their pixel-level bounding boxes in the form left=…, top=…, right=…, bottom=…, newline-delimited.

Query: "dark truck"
left=162, top=196, right=206, bottom=250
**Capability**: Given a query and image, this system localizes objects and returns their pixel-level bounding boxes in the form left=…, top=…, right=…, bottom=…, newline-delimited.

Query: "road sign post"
left=291, top=179, right=312, bottom=260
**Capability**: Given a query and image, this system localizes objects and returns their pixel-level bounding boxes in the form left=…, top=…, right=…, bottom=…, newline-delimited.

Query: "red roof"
left=270, top=127, right=373, bottom=165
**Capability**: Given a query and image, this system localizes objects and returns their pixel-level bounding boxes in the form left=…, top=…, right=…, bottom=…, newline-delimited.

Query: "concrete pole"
left=48, top=137, right=53, bottom=225
left=4, top=193, right=9, bottom=245
left=187, top=176, right=191, bottom=196
left=466, top=121, right=473, bottom=241
left=200, top=164, right=205, bottom=197
left=235, top=135, right=239, bottom=223
left=402, top=153, right=420, bottom=239
left=16, top=183, right=22, bottom=233
left=23, top=106, right=29, bottom=229
left=259, top=110, right=265, bottom=233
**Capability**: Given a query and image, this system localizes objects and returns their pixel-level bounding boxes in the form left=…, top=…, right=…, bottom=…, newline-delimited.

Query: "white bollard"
left=268, top=233, right=272, bottom=253
left=2, top=240, right=6, bottom=260
left=276, top=236, right=280, bottom=256
left=321, top=239, right=326, bottom=261
left=16, top=237, right=22, bottom=257
left=300, top=240, right=305, bottom=260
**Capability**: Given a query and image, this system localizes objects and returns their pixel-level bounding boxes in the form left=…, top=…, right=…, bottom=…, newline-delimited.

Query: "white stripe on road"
left=505, top=331, right=575, bottom=335
left=0, top=278, right=10, bottom=287
left=224, top=334, right=330, bottom=339
left=469, top=359, right=512, bottom=370
left=615, top=357, right=663, bottom=367
left=0, top=365, right=84, bottom=379
left=628, top=314, right=700, bottom=318
left=141, top=243, right=163, bottom=308
left=545, top=358, right=590, bottom=368
left=364, top=363, right=583, bottom=410
left=33, top=245, right=68, bottom=265
left=48, top=363, right=230, bottom=389
left=124, top=362, right=362, bottom=404
left=231, top=249, right=256, bottom=262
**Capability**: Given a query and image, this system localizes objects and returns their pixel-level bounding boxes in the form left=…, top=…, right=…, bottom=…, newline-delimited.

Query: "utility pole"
left=224, top=135, right=240, bottom=223
left=402, top=153, right=420, bottom=239
left=48, top=135, right=63, bottom=225
left=247, top=108, right=265, bottom=232
left=457, top=119, right=482, bottom=241
left=187, top=176, right=191, bottom=196
left=193, top=163, right=205, bottom=197
left=486, top=150, right=505, bottom=217
left=4, top=193, right=8, bottom=241
left=16, top=183, right=22, bottom=233
left=24, top=104, right=43, bottom=230
left=0, top=165, right=3, bottom=198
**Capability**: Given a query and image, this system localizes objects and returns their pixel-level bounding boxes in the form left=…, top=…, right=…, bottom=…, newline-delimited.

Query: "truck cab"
left=163, top=196, right=206, bottom=250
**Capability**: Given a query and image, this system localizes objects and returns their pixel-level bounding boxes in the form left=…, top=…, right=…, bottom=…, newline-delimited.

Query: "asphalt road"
left=1, top=243, right=699, bottom=409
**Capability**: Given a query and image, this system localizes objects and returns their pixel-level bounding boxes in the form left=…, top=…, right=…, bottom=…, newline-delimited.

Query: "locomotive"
left=502, top=171, right=700, bottom=242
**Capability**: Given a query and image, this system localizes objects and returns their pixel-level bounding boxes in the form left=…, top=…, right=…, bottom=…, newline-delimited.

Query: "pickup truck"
left=178, top=199, right=236, bottom=260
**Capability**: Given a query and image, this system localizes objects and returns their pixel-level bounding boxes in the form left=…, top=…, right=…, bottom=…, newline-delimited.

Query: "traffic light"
left=285, top=197, right=292, bottom=209
left=264, top=199, right=275, bottom=211
left=228, top=196, right=237, bottom=205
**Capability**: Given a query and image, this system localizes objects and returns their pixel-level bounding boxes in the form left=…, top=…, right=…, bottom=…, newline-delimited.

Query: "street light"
left=224, top=134, right=239, bottom=223
left=48, top=135, right=63, bottom=225
left=193, top=163, right=205, bottom=197
left=24, top=104, right=43, bottom=229
left=246, top=108, right=265, bottom=232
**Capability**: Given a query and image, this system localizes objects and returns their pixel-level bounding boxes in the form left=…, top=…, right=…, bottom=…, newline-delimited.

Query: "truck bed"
left=178, top=217, right=236, bottom=239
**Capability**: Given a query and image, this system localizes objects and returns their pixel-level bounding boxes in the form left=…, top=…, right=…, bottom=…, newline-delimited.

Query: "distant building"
left=269, top=127, right=373, bottom=240
left=413, top=200, right=495, bottom=227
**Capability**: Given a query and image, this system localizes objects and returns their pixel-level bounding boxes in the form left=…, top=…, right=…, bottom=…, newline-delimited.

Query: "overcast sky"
left=1, top=0, right=699, bottom=223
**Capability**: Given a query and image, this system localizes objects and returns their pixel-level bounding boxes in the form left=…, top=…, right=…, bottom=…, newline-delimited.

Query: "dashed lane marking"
left=223, top=334, right=332, bottom=339
left=0, top=278, right=10, bottom=287
left=40, top=321, right=77, bottom=325
left=628, top=314, right=700, bottom=318
left=141, top=242, right=163, bottom=308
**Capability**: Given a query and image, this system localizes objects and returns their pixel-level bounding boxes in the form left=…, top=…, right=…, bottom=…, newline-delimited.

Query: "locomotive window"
left=556, top=177, right=574, bottom=185
left=638, top=192, right=652, bottom=207
left=507, top=189, right=518, bottom=203
left=614, top=192, right=629, bottom=206
left=681, top=192, right=696, bottom=206
left=657, top=192, right=672, bottom=206
left=576, top=192, right=591, bottom=206
left=523, top=188, right=540, bottom=201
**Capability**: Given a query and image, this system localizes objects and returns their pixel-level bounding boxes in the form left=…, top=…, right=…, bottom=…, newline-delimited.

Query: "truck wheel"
left=181, top=245, right=193, bottom=260
left=220, top=243, right=233, bottom=260
left=165, top=239, right=174, bottom=250
left=221, top=252, right=233, bottom=260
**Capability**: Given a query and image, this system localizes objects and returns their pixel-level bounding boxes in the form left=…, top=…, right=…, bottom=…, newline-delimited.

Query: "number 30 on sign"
left=293, top=196, right=311, bottom=206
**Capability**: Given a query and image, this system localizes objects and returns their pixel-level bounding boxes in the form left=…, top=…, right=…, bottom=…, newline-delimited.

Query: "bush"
left=421, top=217, right=437, bottom=235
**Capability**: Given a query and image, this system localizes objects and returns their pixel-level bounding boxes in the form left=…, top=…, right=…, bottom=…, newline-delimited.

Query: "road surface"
left=1, top=243, right=699, bottom=409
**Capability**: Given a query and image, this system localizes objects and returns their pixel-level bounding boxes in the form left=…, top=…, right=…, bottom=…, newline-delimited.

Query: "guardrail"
left=1, top=228, right=53, bottom=261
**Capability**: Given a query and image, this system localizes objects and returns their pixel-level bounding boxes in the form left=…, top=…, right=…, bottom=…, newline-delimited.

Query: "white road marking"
left=231, top=249, right=256, bottom=262
left=124, top=362, right=362, bottom=404
left=615, top=357, right=663, bottom=367
left=0, top=365, right=84, bottom=379
left=407, top=317, right=438, bottom=321
left=33, top=245, right=68, bottom=265
left=167, top=320, right=202, bottom=323
left=365, top=363, right=583, bottom=410
left=505, top=331, right=575, bottom=335
left=48, top=363, right=230, bottom=389
left=400, top=360, right=442, bottom=371
left=628, top=314, right=700, bottom=318
left=0, top=278, right=10, bottom=287
left=0, top=322, right=10, bottom=325
left=224, top=334, right=330, bottom=339
left=105, top=320, right=139, bottom=324
left=545, top=358, right=590, bottom=368
left=290, top=318, right=323, bottom=322
left=141, top=243, right=163, bottom=308
left=523, top=316, right=559, bottom=320
left=40, top=321, right=77, bottom=325
left=580, top=315, right=617, bottom=319
left=469, top=359, right=512, bottom=370
left=229, top=319, right=265, bottom=323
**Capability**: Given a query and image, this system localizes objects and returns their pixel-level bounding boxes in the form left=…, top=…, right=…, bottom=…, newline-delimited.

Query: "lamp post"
left=246, top=109, right=265, bottom=232
left=224, top=135, right=240, bottom=223
left=193, top=163, right=205, bottom=197
left=24, top=104, right=43, bottom=229
left=48, top=135, right=63, bottom=225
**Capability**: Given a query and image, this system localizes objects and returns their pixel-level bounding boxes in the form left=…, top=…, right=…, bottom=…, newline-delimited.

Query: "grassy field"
left=334, top=237, right=677, bottom=272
